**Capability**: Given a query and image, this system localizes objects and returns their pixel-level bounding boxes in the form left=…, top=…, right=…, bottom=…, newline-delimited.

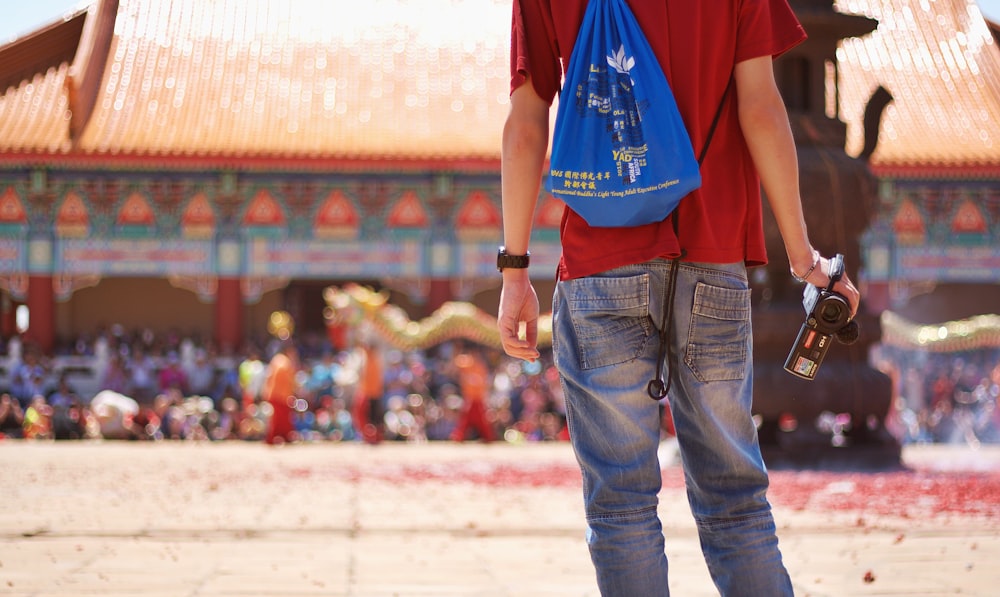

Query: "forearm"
left=736, top=60, right=814, bottom=275
left=736, top=58, right=861, bottom=315
left=501, top=82, right=550, bottom=255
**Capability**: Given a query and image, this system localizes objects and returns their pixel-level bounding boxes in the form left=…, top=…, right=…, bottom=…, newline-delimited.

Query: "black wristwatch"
left=497, top=246, right=530, bottom=272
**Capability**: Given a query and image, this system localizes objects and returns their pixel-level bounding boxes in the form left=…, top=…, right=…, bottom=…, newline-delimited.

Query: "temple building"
left=1, top=0, right=998, bottom=356
left=837, top=0, right=1000, bottom=321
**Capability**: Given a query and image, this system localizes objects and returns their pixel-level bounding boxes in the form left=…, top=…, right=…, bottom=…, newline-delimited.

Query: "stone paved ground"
left=1, top=440, right=998, bottom=596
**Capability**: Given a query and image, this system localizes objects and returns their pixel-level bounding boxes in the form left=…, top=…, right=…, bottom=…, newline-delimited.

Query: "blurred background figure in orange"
left=450, top=349, right=495, bottom=443
left=354, top=340, right=385, bottom=444
left=262, top=339, right=300, bottom=445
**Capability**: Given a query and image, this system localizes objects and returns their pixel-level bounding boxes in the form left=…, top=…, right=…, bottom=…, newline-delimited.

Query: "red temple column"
left=26, top=275, right=55, bottom=353
left=214, top=277, right=243, bottom=353
left=1, top=293, right=15, bottom=338
left=425, top=278, right=453, bottom=316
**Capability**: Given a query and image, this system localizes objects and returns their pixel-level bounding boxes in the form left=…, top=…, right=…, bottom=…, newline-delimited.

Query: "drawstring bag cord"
left=644, top=75, right=731, bottom=401
left=647, top=252, right=685, bottom=400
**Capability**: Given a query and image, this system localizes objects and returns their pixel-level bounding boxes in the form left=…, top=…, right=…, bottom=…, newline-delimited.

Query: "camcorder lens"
left=820, top=302, right=842, bottom=323
left=817, top=295, right=849, bottom=328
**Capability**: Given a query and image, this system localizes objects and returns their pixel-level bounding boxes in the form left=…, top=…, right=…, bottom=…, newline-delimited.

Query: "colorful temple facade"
left=0, top=0, right=998, bottom=355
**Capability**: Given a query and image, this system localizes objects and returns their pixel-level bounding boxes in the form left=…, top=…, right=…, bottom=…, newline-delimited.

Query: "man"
left=497, top=1, right=861, bottom=595
left=352, top=340, right=385, bottom=444
left=262, top=340, right=299, bottom=445
left=449, top=350, right=496, bottom=442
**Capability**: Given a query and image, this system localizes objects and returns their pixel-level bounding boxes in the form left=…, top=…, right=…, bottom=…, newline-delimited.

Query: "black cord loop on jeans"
left=647, top=253, right=684, bottom=400
left=644, top=76, right=728, bottom=400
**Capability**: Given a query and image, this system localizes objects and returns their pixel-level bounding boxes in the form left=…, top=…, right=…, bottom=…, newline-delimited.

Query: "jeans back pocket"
left=684, top=282, right=751, bottom=383
left=564, top=274, right=653, bottom=370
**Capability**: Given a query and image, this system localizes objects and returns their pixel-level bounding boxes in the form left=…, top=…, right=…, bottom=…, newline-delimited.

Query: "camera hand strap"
left=826, top=254, right=845, bottom=291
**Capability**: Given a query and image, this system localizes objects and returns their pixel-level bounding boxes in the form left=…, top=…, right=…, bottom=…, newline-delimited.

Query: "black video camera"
left=783, top=253, right=859, bottom=380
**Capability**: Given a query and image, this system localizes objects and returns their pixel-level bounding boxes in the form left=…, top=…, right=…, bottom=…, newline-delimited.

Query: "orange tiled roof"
left=0, top=61, right=74, bottom=153
left=1, top=0, right=999, bottom=173
left=2, top=0, right=513, bottom=164
left=837, top=0, right=1000, bottom=175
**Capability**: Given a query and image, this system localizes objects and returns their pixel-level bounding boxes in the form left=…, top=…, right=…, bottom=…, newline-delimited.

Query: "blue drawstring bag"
left=547, top=0, right=700, bottom=228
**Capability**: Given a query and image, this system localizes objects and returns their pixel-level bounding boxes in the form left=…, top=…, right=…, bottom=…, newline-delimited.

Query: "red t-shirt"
left=510, top=0, right=806, bottom=280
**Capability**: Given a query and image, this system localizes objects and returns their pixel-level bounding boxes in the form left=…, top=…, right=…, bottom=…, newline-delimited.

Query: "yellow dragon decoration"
left=324, top=286, right=1000, bottom=354
left=880, top=311, right=1000, bottom=352
left=323, top=283, right=553, bottom=351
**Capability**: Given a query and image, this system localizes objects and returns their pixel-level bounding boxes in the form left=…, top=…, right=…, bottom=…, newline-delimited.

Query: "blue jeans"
left=553, top=260, right=792, bottom=597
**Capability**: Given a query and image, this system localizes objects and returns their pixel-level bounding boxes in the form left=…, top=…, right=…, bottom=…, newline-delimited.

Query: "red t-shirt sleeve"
left=736, top=0, right=807, bottom=63
left=510, top=0, right=562, bottom=103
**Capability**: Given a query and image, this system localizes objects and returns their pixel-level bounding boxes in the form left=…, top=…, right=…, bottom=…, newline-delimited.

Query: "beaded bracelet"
left=790, top=249, right=820, bottom=283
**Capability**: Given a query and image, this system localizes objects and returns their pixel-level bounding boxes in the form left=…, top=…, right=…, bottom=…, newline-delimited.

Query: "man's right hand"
left=497, top=270, right=540, bottom=362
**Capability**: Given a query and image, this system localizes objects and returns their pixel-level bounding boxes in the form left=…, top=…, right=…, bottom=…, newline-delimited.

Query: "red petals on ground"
left=767, top=469, right=1000, bottom=517
left=297, top=457, right=1000, bottom=519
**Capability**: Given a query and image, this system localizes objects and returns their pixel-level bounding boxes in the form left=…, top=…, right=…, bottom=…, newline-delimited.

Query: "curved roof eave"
left=838, top=0, right=1000, bottom=175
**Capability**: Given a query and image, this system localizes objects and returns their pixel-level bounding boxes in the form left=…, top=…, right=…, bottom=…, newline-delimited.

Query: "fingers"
left=810, top=255, right=861, bottom=319
left=503, top=336, right=540, bottom=362
left=499, top=318, right=539, bottom=361
left=821, top=258, right=860, bottom=318
left=497, top=281, right=541, bottom=362
left=836, top=274, right=861, bottom=319
left=524, top=317, right=539, bottom=349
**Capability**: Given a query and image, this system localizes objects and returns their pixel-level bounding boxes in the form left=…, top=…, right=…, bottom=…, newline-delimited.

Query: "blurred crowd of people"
left=0, top=325, right=569, bottom=445
left=5, top=325, right=1000, bottom=447
left=877, top=346, right=1000, bottom=446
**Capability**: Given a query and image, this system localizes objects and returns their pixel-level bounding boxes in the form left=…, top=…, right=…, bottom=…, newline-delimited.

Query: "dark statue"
left=751, top=1, right=900, bottom=468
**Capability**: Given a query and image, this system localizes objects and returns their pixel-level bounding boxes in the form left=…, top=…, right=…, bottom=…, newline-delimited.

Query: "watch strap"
left=497, top=247, right=530, bottom=271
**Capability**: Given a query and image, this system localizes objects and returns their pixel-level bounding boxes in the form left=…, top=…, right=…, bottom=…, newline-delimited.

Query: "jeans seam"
left=585, top=504, right=660, bottom=524
left=676, top=263, right=747, bottom=286
left=694, top=509, right=774, bottom=532
left=606, top=261, right=747, bottom=283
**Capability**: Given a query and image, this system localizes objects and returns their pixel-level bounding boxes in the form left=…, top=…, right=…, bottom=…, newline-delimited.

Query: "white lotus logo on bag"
left=607, top=44, right=635, bottom=82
